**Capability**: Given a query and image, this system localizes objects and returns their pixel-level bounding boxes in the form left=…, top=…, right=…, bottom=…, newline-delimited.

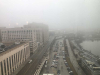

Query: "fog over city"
left=0, top=0, right=100, bottom=30
left=1, top=0, right=100, bottom=75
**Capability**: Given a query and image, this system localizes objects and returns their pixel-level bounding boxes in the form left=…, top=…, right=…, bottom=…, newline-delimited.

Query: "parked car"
left=29, top=60, right=32, bottom=63
left=54, top=65, right=57, bottom=68
left=51, top=62, right=55, bottom=67
left=67, top=67, right=71, bottom=72
left=64, top=60, right=66, bottom=62
left=63, top=51, right=65, bottom=53
left=65, top=62, right=68, bottom=67
left=57, top=70, right=60, bottom=75
left=63, top=56, right=65, bottom=59
left=53, top=60, right=56, bottom=62
left=69, top=71, right=74, bottom=75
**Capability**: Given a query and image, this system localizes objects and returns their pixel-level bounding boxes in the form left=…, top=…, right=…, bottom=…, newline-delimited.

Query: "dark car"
left=65, top=62, right=68, bottom=67
left=57, top=70, right=60, bottom=75
left=67, top=67, right=71, bottom=72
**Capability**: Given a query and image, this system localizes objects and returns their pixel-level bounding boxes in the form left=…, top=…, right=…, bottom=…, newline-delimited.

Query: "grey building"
left=81, top=59, right=100, bottom=75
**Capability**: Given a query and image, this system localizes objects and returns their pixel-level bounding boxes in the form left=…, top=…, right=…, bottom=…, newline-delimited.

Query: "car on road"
left=62, top=51, right=65, bottom=53
left=57, top=70, right=60, bottom=75
left=69, top=71, right=74, bottom=75
left=53, top=60, right=56, bottom=62
left=54, top=65, right=57, bottom=68
left=29, top=60, right=32, bottom=63
left=64, top=60, right=66, bottom=62
left=65, top=61, right=67, bottom=64
left=63, top=56, right=65, bottom=59
left=51, top=62, right=55, bottom=67
left=67, top=67, right=71, bottom=72
left=65, top=63, right=68, bottom=67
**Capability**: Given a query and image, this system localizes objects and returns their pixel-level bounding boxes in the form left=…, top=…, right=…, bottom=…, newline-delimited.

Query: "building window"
left=9, top=57, right=11, bottom=70
left=14, top=54, right=15, bottom=65
left=20, top=50, right=22, bottom=64
left=16, top=53, right=17, bottom=64
left=12, top=55, right=13, bottom=67
left=18, top=52, right=20, bottom=62
left=7, top=58, right=9, bottom=75
left=4, top=60, right=6, bottom=74
left=1, top=61, right=3, bottom=75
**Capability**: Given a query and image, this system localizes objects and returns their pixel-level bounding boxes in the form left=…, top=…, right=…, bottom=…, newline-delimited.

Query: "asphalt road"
left=40, top=38, right=69, bottom=75
left=58, top=39, right=69, bottom=75
left=16, top=37, right=54, bottom=75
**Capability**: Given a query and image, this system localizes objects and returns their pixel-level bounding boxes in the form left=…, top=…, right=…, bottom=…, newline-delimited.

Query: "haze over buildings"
left=0, top=0, right=100, bottom=31
left=0, top=23, right=49, bottom=54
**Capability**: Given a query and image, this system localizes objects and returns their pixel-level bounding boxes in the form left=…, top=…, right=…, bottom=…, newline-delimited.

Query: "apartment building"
left=0, top=42, right=30, bottom=75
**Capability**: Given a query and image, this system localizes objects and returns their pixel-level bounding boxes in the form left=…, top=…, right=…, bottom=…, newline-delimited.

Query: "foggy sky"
left=0, top=0, right=100, bottom=30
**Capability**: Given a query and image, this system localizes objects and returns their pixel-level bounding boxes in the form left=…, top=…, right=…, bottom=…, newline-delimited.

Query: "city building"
left=0, top=23, right=49, bottom=54
left=0, top=42, right=30, bottom=75
left=0, top=27, right=6, bottom=42
left=24, top=23, right=49, bottom=45
left=1, top=27, right=37, bottom=54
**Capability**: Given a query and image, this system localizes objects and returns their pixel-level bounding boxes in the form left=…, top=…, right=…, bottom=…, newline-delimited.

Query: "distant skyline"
left=0, top=0, right=100, bottom=30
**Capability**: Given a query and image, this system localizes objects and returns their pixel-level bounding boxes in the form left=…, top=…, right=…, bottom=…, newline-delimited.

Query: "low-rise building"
left=0, top=42, right=30, bottom=75
left=81, top=59, right=100, bottom=75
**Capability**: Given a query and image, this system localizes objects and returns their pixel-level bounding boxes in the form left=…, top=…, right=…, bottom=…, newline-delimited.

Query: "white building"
left=0, top=23, right=49, bottom=54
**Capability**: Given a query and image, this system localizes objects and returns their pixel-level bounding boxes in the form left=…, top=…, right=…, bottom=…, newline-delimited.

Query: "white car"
left=53, top=60, right=56, bottom=62
left=51, top=62, right=55, bottom=67
left=64, top=60, right=66, bottom=62
left=63, top=56, right=65, bottom=59
left=29, top=60, right=32, bottom=63
left=63, top=51, right=65, bottom=52
left=65, top=61, right=67, bottom=64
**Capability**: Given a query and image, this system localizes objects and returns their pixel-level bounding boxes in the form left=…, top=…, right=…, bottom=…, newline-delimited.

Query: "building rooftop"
left=82, top=59, right=100, bottom=75
left=0, top=42, right=27, bottom=55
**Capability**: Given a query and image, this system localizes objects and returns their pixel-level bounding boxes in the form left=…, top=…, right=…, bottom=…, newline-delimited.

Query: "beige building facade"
left=1, top=27, right=37, bottom=54
left=24, top=23, right=49, bottom=45
left=0, top=23, right=49, bottom=54
left=0, top=42, right=30, bottom=75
